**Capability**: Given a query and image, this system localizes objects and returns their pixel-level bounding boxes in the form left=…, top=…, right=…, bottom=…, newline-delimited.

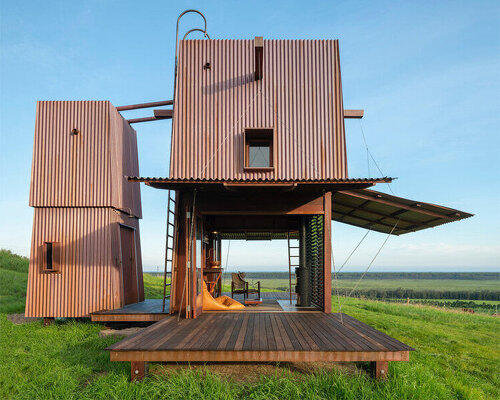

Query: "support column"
left=323, top=191, right=332, bottom=313
left=131, top=361, right=148, bottom=381
left=373, top=361, right=388, bottom=379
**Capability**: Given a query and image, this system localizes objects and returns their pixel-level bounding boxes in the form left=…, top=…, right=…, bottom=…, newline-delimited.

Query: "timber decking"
left=107, top=312, right=413, bottom=363
left=91, top=299, right=169, bottom=322
left=91, top=293, right=317, bottom=322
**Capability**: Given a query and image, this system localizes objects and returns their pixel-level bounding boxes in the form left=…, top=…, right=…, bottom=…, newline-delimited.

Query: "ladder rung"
left=168, top=222, right=175, bottom=227
left=164, top=283, right=171, bottom=286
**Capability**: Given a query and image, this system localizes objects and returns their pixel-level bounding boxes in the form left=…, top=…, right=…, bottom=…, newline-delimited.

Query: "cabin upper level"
left=169, top=39, right=348, bottom=182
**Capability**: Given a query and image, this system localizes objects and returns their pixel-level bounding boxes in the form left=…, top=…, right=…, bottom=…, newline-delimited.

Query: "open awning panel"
left=333, top=189, right=473, bottom=235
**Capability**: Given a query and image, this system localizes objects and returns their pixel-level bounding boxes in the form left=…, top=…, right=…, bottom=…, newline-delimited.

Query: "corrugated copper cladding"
left=25, top=208, right=143, bottom=318
left=29, top=101, right=141, bottom=218
left=169, top=39, right=347, bottom=181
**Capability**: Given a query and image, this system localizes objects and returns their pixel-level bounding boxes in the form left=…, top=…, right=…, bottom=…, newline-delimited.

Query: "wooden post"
left=131, top=361, right=148, bottom=381
left=323, top=192, right=332, bottom=313
left=373, top=361, right=388, bottom=379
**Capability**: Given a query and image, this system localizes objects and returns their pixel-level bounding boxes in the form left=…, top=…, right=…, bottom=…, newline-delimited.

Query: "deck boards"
left=107, top=312, right=413, bottom=354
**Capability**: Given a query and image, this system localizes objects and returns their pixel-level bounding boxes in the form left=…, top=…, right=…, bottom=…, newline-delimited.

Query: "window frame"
left=243, top=128, right=275, bottom=171
left=42, top=241, right=61, bottom=273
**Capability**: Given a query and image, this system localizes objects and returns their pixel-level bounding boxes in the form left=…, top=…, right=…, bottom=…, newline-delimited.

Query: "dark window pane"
left=45, top=242, right=53, bottom=270
left=248, top=145, right=270, bottom=167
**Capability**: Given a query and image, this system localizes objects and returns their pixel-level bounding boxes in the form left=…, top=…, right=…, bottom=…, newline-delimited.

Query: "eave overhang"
left=333, top=189, right=473, bottom=235
left=127, top=177, right=394, bottom=192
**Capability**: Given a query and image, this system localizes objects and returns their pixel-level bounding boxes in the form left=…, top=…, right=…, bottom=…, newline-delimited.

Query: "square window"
left=244, top=129, right=274, bottom=170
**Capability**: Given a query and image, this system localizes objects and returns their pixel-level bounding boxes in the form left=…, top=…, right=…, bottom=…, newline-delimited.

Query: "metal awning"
left=333, top=189, right=473, bottom=235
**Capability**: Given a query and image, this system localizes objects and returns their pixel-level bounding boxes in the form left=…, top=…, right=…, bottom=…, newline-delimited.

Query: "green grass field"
left=1, top=250, right=499, bottom=399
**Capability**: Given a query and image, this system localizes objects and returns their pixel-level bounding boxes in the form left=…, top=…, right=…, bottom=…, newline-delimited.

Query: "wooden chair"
left=231, top=272, right=260, bottom=299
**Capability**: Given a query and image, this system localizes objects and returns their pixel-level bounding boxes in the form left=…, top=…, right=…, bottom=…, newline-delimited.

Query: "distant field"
left=214, top=277, right=499, bottom=293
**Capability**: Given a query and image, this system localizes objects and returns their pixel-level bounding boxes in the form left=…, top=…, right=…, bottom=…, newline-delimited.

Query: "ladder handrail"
left=162, top=190, right=177, bottom=312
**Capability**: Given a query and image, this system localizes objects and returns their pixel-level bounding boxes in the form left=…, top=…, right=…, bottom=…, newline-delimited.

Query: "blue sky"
left=1, top=1, right=499, bottom=272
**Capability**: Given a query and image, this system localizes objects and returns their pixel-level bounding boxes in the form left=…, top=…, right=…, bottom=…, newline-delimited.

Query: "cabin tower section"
left=170, top=39, right=347, bottom=181
left=26, top=101, right=144, bottom=318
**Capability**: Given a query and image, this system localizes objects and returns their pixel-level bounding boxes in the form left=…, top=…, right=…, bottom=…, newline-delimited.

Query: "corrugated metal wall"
left=25, top=208, right=143, bottom=317
left=27, top=101, right=143, bottom=317
left=170, top=39, right=347, bottom=181
left=29, top=101, right=141, bottom=218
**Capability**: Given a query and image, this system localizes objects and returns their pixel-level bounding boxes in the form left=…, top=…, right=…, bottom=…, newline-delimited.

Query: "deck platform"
left=107, top=312, right=413, bottom=380
left=91, top=293, right=319, bottom=322
left=91, top=299, right=169, bottom=322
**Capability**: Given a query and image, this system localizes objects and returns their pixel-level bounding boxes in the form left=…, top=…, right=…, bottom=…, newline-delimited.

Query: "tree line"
left=336, top=288, right=500, bottom=301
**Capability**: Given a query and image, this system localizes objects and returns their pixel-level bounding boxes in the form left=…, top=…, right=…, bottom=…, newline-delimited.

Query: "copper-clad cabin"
left=102, top=37, right=472, bottom=380
left=25, top=27, right=472, bottom=380
left=25, top=101, right=144, bottom=319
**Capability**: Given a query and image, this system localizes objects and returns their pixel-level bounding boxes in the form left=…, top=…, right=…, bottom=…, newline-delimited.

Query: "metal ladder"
left=162, top=190, right=177, bottom=312
left=287, top=232, right=300, bottom=304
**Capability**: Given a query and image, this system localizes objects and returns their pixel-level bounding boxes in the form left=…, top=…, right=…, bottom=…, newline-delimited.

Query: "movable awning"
left=333, top=189, right=473, bottom=235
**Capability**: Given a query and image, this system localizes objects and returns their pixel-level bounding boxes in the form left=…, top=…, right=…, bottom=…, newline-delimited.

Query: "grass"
left=1, top=250, right=499, bottom=399
left=0, top=250, right=28, bottom=314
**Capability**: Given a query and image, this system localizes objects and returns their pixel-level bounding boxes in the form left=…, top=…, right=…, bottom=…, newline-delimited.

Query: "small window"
left=244, top=128, right=274, bottom=170
left=42, top=242, right=60, bottom=273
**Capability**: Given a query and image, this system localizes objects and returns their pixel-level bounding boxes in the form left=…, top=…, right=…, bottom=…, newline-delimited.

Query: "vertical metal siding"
left=29, top=101, right=141, bottom=218
left=170, top=39, right=347, bottom=181
left=25, top=208, right=142, bottom=318
left=26, top=101, right=143, bottom=317
left=109, top=104, right=142, bottom=218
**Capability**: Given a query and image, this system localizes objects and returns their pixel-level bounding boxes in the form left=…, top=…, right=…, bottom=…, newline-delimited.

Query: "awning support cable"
left=335, top=218, right=400, bottom=315
left=346, top=219, right=400, bottom=299
left=359, top=120, right=395, bottom=195
left=337, top=230, right=370, bottom=274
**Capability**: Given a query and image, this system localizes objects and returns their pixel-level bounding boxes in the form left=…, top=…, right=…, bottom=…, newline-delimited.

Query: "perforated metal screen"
left=305, top=215, right=324, bottom=309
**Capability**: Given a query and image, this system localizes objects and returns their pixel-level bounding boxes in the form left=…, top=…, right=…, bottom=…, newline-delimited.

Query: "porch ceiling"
left=333, top=189, right=473, bottom=235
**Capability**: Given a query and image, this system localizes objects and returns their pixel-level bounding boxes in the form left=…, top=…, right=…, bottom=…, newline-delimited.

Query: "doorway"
left=120, top=224, right=139, bottom=305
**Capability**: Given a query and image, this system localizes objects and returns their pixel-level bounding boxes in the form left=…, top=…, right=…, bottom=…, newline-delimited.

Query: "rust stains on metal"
left=170, top=39, right=348, bottom=182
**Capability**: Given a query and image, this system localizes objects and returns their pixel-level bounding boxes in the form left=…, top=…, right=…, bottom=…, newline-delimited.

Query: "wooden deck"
left=107, top=312, right=413, bottom=379
left=91, top=293, right=319, bottom=322
left=91, top=299, right=169, bottom=322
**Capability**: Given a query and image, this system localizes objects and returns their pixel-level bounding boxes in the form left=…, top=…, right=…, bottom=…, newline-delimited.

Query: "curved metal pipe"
left=183, top=28, right=211, bottom=40
left=173, top=10, right=209, bottom=103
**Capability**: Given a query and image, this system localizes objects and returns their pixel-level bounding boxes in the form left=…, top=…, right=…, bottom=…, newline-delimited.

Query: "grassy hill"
left=0, top=250, right=499, bottom=399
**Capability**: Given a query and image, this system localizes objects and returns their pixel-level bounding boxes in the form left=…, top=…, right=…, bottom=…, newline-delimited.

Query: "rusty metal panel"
left=109, top=104, right=142, bottom=218
left=170, top=39, right=347, bottom=181
left=29, top=101, right=141, bottom=218
left=25, top=208, right=142, bottom=318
